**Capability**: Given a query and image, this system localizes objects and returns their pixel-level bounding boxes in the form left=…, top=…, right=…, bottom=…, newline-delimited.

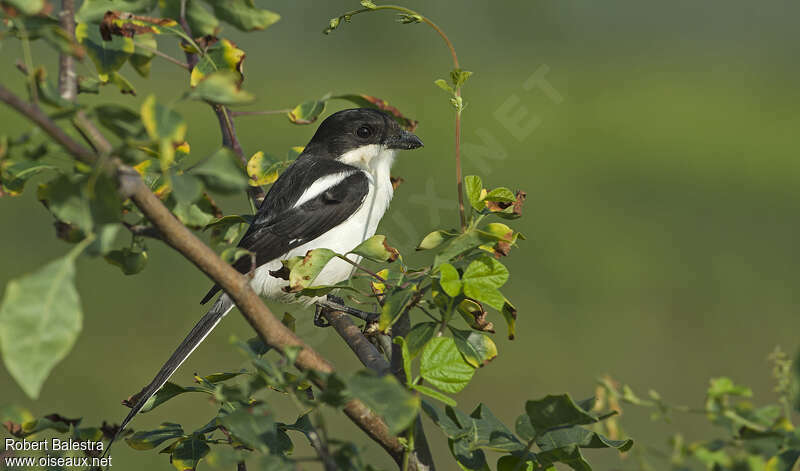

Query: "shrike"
left=114, top=108, right=423, bottom=441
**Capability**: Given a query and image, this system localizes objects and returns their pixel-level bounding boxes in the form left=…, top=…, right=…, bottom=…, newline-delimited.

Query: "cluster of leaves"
left=596, top=347, right=800, bottom=471
left=0, top=323, right=632, bottom=471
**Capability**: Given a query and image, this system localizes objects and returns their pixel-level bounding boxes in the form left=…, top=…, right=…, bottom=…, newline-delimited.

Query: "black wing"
left=200, top=157, right=368, bottom=304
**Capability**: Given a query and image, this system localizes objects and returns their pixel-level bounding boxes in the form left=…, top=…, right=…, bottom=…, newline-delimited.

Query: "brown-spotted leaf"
left=458, top=298, right=495, bottom=333
left=100, top=11, right=177, bottom=40
left=350, top=235, right=399, bottom=263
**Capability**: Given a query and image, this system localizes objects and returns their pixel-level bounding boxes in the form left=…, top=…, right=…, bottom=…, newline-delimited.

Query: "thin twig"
left=335, top=254, right=388, bottom=284
left=175, top=3, right=264, bottom=208
left=135, top=43, right=190, bottom=70
left=230, top=109, right=291, bottom=117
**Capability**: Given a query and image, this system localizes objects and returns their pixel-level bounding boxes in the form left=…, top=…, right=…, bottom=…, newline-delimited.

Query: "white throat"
left=337, top=144, right=397, bottom=175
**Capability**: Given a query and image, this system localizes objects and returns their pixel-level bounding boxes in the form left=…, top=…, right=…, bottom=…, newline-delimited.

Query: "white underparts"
left=251, top=145, right=398, bottom=303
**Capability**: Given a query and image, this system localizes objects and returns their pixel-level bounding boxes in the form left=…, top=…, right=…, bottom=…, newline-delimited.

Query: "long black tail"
left=105, top=295, right=235, bottom=454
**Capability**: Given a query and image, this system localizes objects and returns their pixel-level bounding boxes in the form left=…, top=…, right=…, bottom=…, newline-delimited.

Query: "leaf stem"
left=230, top=109, right=292, bottom=117
left=335, top=254, right=388, bottom=284
left=329, top=5, right=466, bottom=230
left=135, top=43, right=190, bottom=70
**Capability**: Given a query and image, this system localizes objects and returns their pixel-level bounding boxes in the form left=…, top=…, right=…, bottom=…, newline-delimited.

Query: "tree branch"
left=322, top=310, right=390, bottom=374
left=57, top=0, right=77, bottom=101
left=0, top=83, right=407, bottom=467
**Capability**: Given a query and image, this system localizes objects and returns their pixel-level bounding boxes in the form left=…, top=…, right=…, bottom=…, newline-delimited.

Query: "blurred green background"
left=2, top=1, right=799, bottom=469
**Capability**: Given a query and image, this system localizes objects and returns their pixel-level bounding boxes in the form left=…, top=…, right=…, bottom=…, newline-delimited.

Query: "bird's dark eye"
left=356, top=126, right=372, bottom=139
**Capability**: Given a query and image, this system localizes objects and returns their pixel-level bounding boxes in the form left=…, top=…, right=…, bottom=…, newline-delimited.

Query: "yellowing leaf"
left=75, top=22, right=134, bottom=76
left=288, top=100, right=326, bottom=125
left=190, top=38, right=245, bottom=87
left=247, top=151, right=278, bottom=186
left=140, top=94, right=186, bottom=143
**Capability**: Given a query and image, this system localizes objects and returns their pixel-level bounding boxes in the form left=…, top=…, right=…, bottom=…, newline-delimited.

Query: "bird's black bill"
left=386, top=130, right=423, bottom=150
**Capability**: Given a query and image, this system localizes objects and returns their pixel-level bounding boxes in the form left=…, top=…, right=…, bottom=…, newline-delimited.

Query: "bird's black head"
left=302, top=108, right=423, bottom=162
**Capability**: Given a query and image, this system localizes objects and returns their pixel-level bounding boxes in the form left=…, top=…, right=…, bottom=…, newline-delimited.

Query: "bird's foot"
left=313, top=294, right=379, bottom=326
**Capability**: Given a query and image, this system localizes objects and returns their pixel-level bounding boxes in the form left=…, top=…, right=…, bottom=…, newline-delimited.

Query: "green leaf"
left=38, top=175, right=93, bottom=232
left=433, top=229, right=492, bottom=268
left=536, top=426, right=633, bottom=453
left=420, top=337, right=475, bottom=394
left=78, top=76, right=101, bottom=94
left=525, top=394, right=598, bottom=433
left=172, top=201, right=215, bottom=228
left=130, top=34, right=157, bottom=77
left=766, top=450, right=800, bottom=471
left=189, top=148, right=248, bottom=194
left=501, top=299, right=517, bottom=340
left=378, top=284, right=418, bottom=331
left=0, top=250, right=85, bottom=399
left=189, top=38, right=245, bottom=87
left=469, top=404, right=526, bottom=452
left=284, top=249, right=337, bottom=293
left=170, top=435, right=210, bottom=471
left=462, top=256, right=509, bottom=310
left=707, top=377, right=753, bottom=398
left=449, top=327, right=497, bottom=368
left=406, top=322, right=438, bottom=358
left=94, top=104, right=146, bottom=139
left=126, top=422, right=184, bottom=450
left=137, top=382, right=208, bottom=413
left=104, top=247, right=148, bottom=275
left=171, top=172, right=203, bottom=204
left=3, top=0, right=47, bottom=15
left=141, top=94, right=187, bottom=143
left=160, top=0, right=219, bottom=36
left=219, top=405, right=278, bottom=453
left=75, top=22, right=135, bottom=77
left=417, top=230, right=453, bottom=251
left=350, top=235, right=399, bottom=263
left=536, top=445, right=591, bottom=471
left=76, top=0, right=156, bottom=23
left=450, top=69, right=474, bottom=88
left=346, top=370, right=420, bottom=435
left=412, top=384, right=457, bottom=406
left=246, top=151, right=288, bottom=186
left=393, top=337, right=412, bottom=384
left=484, top=187, right=516, bottom=203
left=439, top=263, right=462, bottom=297
left=1, top=161, right=56, bottom=195
left=497, top=455, right=534, bottom=471
left=190, top=70, right=255, bottom=105
left=435, top=79, right=454, bottom=94
left=105, top=70, right=137, bottom=95
left=288, top=100, right=326, bottom=125
left=464, top=175, right=484, bottom=211
left=207, top=0, right=280, bottom=31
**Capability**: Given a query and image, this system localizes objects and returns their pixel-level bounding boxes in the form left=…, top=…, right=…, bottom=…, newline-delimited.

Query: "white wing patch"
left=292, top=170, right=356, bottom=208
